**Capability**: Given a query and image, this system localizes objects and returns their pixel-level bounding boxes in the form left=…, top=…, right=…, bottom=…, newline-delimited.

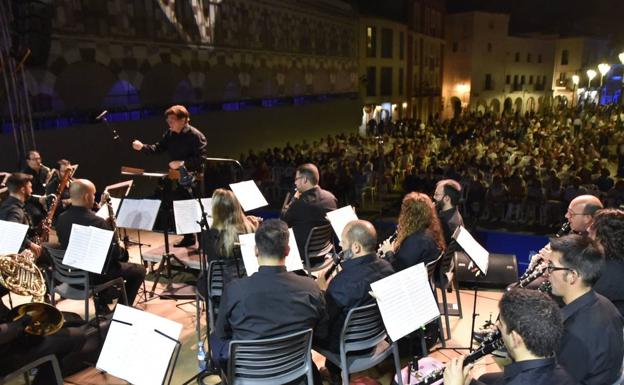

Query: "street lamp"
left=572, top=74, right=580, bottom=107
left=587, top=69, right=597, bottom=88
left=598, top=63, right=611, bottom=87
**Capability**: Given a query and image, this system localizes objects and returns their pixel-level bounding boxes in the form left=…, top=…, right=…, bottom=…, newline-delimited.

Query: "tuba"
left=0, top=250, right=64, bottom=335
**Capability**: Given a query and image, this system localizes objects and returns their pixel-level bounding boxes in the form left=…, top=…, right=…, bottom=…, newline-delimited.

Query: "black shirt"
left=214, top=265, right=328, bottom=342
left=141, top=124, right=207, bottom=172
left=390, top=229, right=442, bottom=272
left=557, top=290, right=624, bottom=385
left=471, top=357, right=579, bottom=385
left=438, top=206, right=463, bottom=246
left=320, top=253, right=394, bottom=352
left=21, top=166, right=49, bottom=196
left=56, top=206, right=120, bottom=273
left=0, top=196, right=33, bottom=249
left=593, top=258, right=624, bottom=317
left=281, top=186, right=338, bottom=256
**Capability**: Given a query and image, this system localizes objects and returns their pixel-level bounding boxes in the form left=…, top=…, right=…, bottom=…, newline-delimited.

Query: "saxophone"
left=0, top=250, right=64, bottom=335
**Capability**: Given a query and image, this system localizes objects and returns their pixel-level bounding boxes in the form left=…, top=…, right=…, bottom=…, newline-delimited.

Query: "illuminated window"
left=366, top=26, right=376, bottom=57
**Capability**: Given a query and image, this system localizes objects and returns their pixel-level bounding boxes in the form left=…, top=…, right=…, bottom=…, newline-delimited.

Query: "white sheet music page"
left=62, top=224, right=114, bottom=274
left=370, top=263, right=440, bottom=342
left=96, top=197, right=121, bottom=219
left=453, top=226, right=489, bottom=275
left=229, top=180, right=269, bottom=212
left=0, top=220, right=29, bottom=254
left=116, top=199, right=161, bottom=231
left=239, top=228, right=303, bottom=275
left=97, top=305, right=183, bottom=385
left=326, top=205, right=358, bottom=238
left=173, top=198, right=212, bottom=235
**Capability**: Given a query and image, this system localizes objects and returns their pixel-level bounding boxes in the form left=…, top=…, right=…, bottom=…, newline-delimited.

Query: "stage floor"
left=5, top=229, right=505, bottom=385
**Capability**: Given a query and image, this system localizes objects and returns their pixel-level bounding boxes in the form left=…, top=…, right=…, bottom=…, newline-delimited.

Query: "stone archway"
left=526, top=97, right=536, bottom=112
left=489, top=98, right=501, bottom=115
left=503, top=97, right=513, bottom=113
left=514, top=97, right=523, bottom=113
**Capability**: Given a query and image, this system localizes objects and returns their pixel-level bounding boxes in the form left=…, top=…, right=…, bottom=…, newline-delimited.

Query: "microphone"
left=96, top=110, right=108, bottom=120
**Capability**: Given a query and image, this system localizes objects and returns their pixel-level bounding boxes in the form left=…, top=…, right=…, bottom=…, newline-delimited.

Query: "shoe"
left=174, top=234, right=196, bottom=248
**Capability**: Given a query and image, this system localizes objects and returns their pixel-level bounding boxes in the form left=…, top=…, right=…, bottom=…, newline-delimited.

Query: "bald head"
left=69, top=179, right=96, bottom=207
left=341, top=220, right=378, bottom=256
left=566, top=195, right=603, bottom=233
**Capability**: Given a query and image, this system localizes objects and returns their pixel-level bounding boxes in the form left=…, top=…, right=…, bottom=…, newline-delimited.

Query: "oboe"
left=415, top=331, right=504, bottom=385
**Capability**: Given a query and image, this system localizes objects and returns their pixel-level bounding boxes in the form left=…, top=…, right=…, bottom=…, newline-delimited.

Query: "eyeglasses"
left=294, top=176, right=305, bottom=181
left=546, top=262, right=574, bottom=274
left=566, top=209, right=586, bottom=216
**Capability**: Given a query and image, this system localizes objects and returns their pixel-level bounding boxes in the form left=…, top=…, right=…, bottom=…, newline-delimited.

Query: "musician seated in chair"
left=0, top=173, right=46, bottom=317
left=548, top=234, right=623, bottom=385
left=210, top=219, right=327, bottom=384
left=315, top=219, right=395, bottom=385
left=378, top=192, right=445, bottom=272
left=198, top=188, right=261, bottom=297
left=56, top=179, right=146, bottom=309
left=444, top=289, right=578, bottom=385
left=0, top=315, right=87, bottom=385
left=45, top=159, right=73, bottom=225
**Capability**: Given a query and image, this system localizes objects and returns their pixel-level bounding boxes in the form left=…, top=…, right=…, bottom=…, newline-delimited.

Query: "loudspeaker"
left=456, top=252, right=518, bottom=289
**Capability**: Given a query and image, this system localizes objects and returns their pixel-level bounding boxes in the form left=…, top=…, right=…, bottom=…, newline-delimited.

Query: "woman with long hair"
left=209, top=188, right=260, bottom=258
left=380, top=192, right=446, bottom=271
left=588, top=208, right=624, bottom=316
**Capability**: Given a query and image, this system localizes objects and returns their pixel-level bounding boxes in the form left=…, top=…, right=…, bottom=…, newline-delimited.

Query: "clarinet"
left=377, top=230, right=398, bottom=258
left=518, top=221, right=570, bottom=282
left=102, top=192, right=116, bottom=231
left=415, top=331, right=504, bottom=385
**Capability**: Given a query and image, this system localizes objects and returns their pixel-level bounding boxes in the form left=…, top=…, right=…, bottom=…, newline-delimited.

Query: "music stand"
left=442, top=226, right=489, bottom=353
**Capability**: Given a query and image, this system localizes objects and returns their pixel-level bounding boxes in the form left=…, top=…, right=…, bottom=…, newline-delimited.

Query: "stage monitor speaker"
left=455, top=252, right=518, bottom=289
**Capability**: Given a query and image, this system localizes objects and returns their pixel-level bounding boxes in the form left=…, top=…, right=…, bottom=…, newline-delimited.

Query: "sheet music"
left=452, top=226, right=489, bottom=275
left=239, top=228, right=303, bottom=275
left=229, top=180, right=269, bottom=212
left=326, top=205, right=358, bottom=237
left=370, top=263, right=440, bottom=341
left=173, top=198, right=213, bottom=235
left=62, top=224, right=114, bottom=274
left=96, top=197, right=121, bottom=220
left=0, top=220, right=29, bottom=254
left=97, top=305, right=183, bottom=385
left=116, top=199, right=162, bottom=231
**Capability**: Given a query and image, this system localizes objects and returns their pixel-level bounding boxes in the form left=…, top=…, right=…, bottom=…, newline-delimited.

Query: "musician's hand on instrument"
left=379, top=239, right=394, bottom=255
left=29, top=243, right=42, bottom=258
left=132, top=140, right=144, bottom=151
left=169, top=160, right=184, bottom=170
left=62, top=198, right=71, bottom=208
left=293, top=190, right=301, bottom=199
left=443, top=356, right=472, bottom=385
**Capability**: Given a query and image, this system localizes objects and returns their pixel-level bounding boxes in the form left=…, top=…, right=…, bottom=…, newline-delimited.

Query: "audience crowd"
left=236, top=103, right=624, bottom=231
